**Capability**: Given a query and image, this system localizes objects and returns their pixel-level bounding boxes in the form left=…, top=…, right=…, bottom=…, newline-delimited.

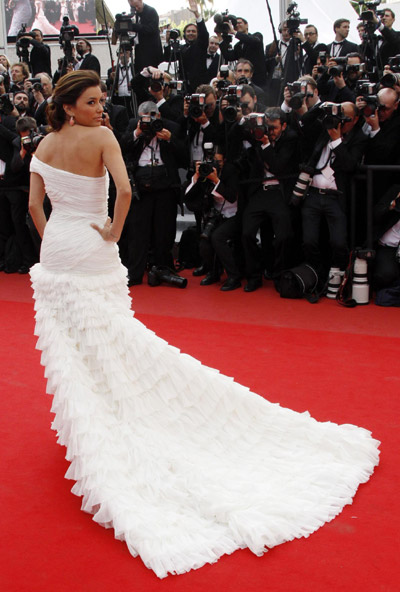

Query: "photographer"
left=126, top=0, right=163, bottom=73
left=360, top=7, right=400, bottom=76
left=372, top=185, right=400, bottom=291
left=219, top=16, right=266, bottom=87
left=241, top=107, right=300, bottom=291
left=17, top=28, right=52, bottom=76
left=74, top=39, right=101, bottom=75
left=12, top=91, right=32, bottom=117
left=359, top=86, right=400, bottom=196
left=300, top=102, right=367, bottom=281
left=0, top=115, right=37, bottom=274
left=121, top=101, right=186, bottom=286
left=30, top=72, right=53, bottom=127
left=9, top=63, right=30, bottom=93
left=131, top=66, right=184, bottom=122
left=182, top=84, right=220, bottom=167
left=317, top=54, right=364, bottom=103
left=224, top=84, right=265, bottom=161
left=233, top=59, right=266, bottom=105
left=185, top=146, right=242, bottom=290
left=327, top=19, right=359, bottom=58
left=107, top=47, right=135, bottom=118
left=301, top=25, right=327, bottom=76
left=205, top=36, right=221, bottom=82
left=164, top=1, right=209, bottom=94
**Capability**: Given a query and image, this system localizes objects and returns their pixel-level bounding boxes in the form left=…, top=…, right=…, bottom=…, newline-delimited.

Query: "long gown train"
left=29, top=155, right=380, bottom=578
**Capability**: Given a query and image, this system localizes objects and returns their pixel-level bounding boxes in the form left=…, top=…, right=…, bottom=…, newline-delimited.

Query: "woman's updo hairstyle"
left=46, top=70, right=101, bottom=131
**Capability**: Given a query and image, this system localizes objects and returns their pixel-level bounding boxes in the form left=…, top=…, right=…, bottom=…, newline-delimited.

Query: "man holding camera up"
left=361, top=7, right=400, bottom=76
left=317, top=53, right=364, bottom=103
left=300, top=101, right=367, bottom=285
left=185, top=145, right=242, bottom=291
left=241, top=107, right=299, bottom=292
left=126, top=0, right=163, bottom=73
left=122, top=101, right=185, bottom=286
left=131, top=66, right=184, bottom=122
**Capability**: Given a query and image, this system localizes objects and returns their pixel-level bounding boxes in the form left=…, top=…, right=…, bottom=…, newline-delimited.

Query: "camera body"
left=198, top=142, right=219, bottom=179
left=317, top=102, right=350, bottom=129
left=139, top=114, right=164, bottom=139
left=388, top=55, right=400, bottom=73
left=185, top=93, right=206, bottom=118
left=240, top=113, right=269, bottom=141
left=286, top=2, right=308, bottom=34
left=213, top=11, right=237, bottom=36
left=328, top=57, right=348, bottom=78
left=27, top=77, right=43, bottom=92
left=287, top=80, right=309, bottom=110
left=149, top=78, right=164, bottom=93
left=0, top=93, right=14, bottom=116
left=169, top=28, right=180, bottom=42
left=21, top=131, right=44, bottom=153
left=167, top=80, right=184, bottom=93
left=355, top=79, right=379, bottom=116
left=114, top=13, right=135, bottom=50
left=221, top=85, right=243, bottom=123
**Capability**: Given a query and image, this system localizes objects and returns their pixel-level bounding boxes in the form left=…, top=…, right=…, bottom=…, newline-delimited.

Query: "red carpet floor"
left=1, top=271, right=399, bottom=592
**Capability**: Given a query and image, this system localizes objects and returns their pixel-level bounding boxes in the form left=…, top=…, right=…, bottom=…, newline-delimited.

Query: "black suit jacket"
left=122, top=118, right=186, bottom=189
left=220, top=32, right=266, bottom=87
left=302, top=41, right=328, bottom=75
left=205, top=53, right=220, bottom=82
left=29, top=40, right=52, bottom=76
left=373, top=184, right=400, bottom=242
left=184, top=161, right=239, bottom=214
left=78, top=53, right=101, bottom=75
left=326, top=39, right=359, bottom=58
left=130, top=4, right=163, bottom=72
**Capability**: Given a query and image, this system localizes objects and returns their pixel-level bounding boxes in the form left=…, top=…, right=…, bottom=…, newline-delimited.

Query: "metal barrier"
left=350, top=164, right=400, bottom=248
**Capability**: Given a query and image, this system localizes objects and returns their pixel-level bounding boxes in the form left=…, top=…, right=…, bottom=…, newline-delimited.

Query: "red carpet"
left=1, top=271, right=399, bottom=592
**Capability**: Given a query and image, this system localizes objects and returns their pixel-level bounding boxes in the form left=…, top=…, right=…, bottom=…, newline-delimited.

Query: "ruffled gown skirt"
left=29, top=156, right=380, bottom=578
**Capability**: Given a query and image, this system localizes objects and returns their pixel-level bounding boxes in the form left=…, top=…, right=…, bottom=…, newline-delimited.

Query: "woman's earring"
left=69, top=115, right=75, bottom=126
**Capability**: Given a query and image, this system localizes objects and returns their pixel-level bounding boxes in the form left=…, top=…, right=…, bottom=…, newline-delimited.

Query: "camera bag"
left=279, top=263, right=320, bottom=302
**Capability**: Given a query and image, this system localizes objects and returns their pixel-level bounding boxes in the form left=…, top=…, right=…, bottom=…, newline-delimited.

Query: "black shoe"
left=17, top=266, right=30, bottom=274
left=193, top=265, right=208, bottom=277
left=244, top=278, right=262, bottom=292
left=200, top=273, right=220, bottom=286
left=127, top=276, right=143, bottom=287
left=0, top=261, right=5, bottom=272
left=220, top=278, right=241, bottom=291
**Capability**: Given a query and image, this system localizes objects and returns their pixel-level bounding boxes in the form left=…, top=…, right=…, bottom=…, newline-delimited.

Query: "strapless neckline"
left=32, top=154, right=107, bottom=180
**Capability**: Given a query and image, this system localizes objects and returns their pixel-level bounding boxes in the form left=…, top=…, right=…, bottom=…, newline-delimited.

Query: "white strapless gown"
left=29, top=155, right=380, bottom=578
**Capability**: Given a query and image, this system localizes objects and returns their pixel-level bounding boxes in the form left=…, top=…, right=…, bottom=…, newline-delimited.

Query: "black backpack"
left=279, top=263, right=320, bottom=303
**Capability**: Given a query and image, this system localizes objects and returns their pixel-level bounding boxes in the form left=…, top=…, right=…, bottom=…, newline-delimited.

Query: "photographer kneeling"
left=185, top=143, right=242, bottom=291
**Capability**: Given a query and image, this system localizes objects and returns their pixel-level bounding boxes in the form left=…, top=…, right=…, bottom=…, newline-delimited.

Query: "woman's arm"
left=92, top=128, right=131, bottom=241
left=29, top=171, right=47, bottom=238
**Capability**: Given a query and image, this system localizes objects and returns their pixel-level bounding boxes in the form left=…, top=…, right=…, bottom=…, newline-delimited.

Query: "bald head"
left=378, top=87, right=399, bottom=121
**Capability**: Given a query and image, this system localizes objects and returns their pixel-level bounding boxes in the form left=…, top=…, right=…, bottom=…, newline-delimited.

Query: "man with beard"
left=74, top=39, right=101, bottom=75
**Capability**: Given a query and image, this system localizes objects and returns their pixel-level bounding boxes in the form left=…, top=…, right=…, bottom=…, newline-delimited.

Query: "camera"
left=169, top=28, right=180, bottom=42
left=345, top=63, right=366, bottom=75
left=167, top=80, right=184, bottom=93
left=388, top=55, right=400, bottom=73
left=221, top=85, right=243, bottom=123
left=139, top=114, right=164, bottom=138
left=0, top=93, right=14, bottom=116
left=287, top=80, right=310, bottom=110
left=185, top=93, right=206, bottom=118
left=27, top=77, right=43, bottom=92
left=213, top=11, right=237, bottom=36
left=328, top=57, right=348, bottom=77
left=149, top=78, right=164, bottom=93
left=198, top=142, right=219, bottom=179
left=148, top=265, right=188, bottom=288
left=355, top=80, right=379, bottom=116
left=240, top=113, right=269, bottom=141
left=286, top=2, right=308, bottom=34
left=216, top=65, right=231, bottom=91
left=15, top=24, right=35, bottom=60
left=59, top=16, right=78, bottom=46
left=380, top=71, right=400, bottom=89
left=114, top=13, right=134, bottom=49
left=358, top=0, right=383, bottom=21
left=317, top=102, right=350, bottom=129
left=200, top=208, right=223, bottom=240
left=21, top=131, right=44, bottom=153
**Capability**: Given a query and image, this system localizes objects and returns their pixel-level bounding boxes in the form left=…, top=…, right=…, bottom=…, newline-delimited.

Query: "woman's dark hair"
left=46, top=70, right=101, bottom=132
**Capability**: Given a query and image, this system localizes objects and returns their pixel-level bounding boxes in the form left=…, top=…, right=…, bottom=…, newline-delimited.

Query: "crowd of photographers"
left=0, top=0, right=400, bottom=301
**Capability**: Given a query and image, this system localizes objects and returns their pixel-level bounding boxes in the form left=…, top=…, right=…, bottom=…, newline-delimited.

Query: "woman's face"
left=0, top=55, right=9, bottom=69
left=66, top=85, right=104, bottom=127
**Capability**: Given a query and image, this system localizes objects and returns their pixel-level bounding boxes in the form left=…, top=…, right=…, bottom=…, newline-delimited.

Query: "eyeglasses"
left=304, top=32, right=317, bottom=36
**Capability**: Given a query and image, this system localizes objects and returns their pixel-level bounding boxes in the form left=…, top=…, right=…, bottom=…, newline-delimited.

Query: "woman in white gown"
left=31, top=1, right=60, bottom=35
left=29, top=71, right=380, bottom=579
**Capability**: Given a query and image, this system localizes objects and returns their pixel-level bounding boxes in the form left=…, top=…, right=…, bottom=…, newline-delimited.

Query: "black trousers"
left=302, top=191, right=348, bottom=272
left=124, top=188, right=177, bottom=282
left=373, top=245, right=400, bottom=290
left=242, top=187, right=293, bottom=279
left=199, top=215, right=241, bottom=280
left=0, top=188, right=37, bottom=268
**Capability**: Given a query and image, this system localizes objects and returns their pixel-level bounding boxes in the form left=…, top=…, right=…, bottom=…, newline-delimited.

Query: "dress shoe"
left=17, top=265, right=30, bottom=274
left=200, top=273, right=220, bottom=286
left=127, top=276, right=143, bottom=287
left=192, top=265, right=208, bottom=277
left=0, top=261, right=5, bottom=272
left=220, top=278, right=241, bottom=291
left=244, top=278, right=262, bottom=292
